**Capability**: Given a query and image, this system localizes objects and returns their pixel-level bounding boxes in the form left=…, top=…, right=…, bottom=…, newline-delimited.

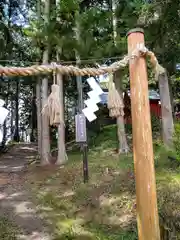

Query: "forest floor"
left=0, top=126, right=180, bottom=239
left=0, top=143, right=52, bottom=240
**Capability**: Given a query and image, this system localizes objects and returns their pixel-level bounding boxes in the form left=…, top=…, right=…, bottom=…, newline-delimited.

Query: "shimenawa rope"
left=0, top=46, right=164, bottom=77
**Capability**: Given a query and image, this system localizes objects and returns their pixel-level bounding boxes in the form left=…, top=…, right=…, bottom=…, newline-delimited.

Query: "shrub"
left=173, top=123, right=180, bottom=161
left=151, top=113, right=161, bottom=133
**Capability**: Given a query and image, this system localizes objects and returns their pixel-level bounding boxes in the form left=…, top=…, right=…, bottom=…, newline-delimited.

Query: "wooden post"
left=127, top=28, right=160, bottom=240
left=158, top=71, right=174, bottom=148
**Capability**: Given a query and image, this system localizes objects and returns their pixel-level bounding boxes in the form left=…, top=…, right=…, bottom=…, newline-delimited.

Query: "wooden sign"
left=75, top=113, right=87, bottom=143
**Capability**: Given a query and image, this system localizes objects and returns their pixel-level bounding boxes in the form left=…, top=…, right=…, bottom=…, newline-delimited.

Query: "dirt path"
left=0, top=144, right=52, bottom=240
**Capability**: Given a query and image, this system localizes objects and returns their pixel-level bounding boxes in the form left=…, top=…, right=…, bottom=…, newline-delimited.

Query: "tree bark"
left=30, top=84, right=36, bottom=142
left=158, top=71, right=174, bottom=148
left=53, top=0, right=68, bottom=164
left=74, top=10, right=84, bottom=111
left=14, top=80, right=20, bottom=142
left=114, top=71, right=129, bottom=153
left=41, top=51, right=50, bottom=165
left=111, top=0, right=117, bottom=46
left=36, top=0, right=42, bottom=156
left=10, top=94, right=14, bottom=141
left=2, top=80, right=9, bottom=146
left=36, top=78, right=42, bottom=155
left=111, top=0, right=129, bottom=153
left=56, top=70, right=68, bottom=164
left=41, top=0, right=51, bottom=165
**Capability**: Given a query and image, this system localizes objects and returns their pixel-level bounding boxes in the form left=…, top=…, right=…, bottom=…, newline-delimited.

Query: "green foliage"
left=151, top=113, right=161, bottom=133
left=125, top=123, right=132, bottom=135
left=0, top=217, right=19, bottom=240
left=173, top=123, right=180, bottom=161
left=153, top=122, right=180, bottom=168
left=153, top=139, right=170, bottom=168
left=88, top=124, right=117, bottom=150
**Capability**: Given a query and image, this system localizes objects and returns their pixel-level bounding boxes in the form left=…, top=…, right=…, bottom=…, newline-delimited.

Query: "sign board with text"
left=75, top=113, right=87, bottom=143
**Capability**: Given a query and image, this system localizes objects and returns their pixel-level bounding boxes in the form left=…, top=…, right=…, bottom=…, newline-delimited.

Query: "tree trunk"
left=30, top=84, right=36, bottom=142
left=111, top=0, right=117, bottom=46
left=2, top=80, right=9, bottom=146
left=167, top=73, right=175, bottom=118
left=114, top=71, right=129, bottom=153
left=74, top=10, right=87, bottom=159
left=56, top=70, right=68, bottom=164
left=10, top=96, right=14, bottom=140
left=36, top=78, right=42, bottom=155
left=41, top=50, right=50, bottom=165
left=53, top=0, right=67, bottom=164
left=14, top=80, right=20, bottom=142
left=111, top=0, right=129, bottom=153
left=74, top=11, right=84, bottom=111
left=36, top=0, right=42, bottom=155
left=41, top=0, right=51, bottom=165
left=158, top=71, right=174, bottom=148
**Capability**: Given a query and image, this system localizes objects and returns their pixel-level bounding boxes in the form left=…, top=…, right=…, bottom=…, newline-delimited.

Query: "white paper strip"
left=87, top=77, right=103, bottom=95
left=0, top=99, right=5, bottom=107
left=84, top=99, right=99, bottom=112
left=0, top=107, right=9, bottom=125
left=87, top=91, right=101, bottom=103
left=82, top=108, right=97, bottom=122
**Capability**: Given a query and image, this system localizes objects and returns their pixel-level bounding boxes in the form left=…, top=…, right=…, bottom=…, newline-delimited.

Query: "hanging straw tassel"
left=42, top=84, right=63, bottom=126
left=107, top=73, right=124, bottom=118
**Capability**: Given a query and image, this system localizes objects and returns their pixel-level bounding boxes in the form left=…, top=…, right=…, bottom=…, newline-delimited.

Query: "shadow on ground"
left=26, top=154, right=138, bottom=240
left=26, top=151, right=180, bottom=240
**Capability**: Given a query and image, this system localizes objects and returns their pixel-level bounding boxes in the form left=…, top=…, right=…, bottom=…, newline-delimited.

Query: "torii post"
left=127, top=28, right=161, bottom=240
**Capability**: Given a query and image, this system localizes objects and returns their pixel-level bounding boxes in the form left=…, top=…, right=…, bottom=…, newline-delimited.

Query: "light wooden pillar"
left=127, top=28, right=160, bottom=240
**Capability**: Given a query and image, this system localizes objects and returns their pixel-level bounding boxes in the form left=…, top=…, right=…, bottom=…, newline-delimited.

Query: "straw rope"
left=0, top=46, right=147, bottom=77
left=0, top=60, right=128, bottom=77
left=0, top=47, right=165, bottom=79
left=0, top=45, right=164, bottom=122
left=146, top=50, right=166, bottom=77
left=104, top=46, right=165, bottom=118
left=107, top=74, right=124, bottom=118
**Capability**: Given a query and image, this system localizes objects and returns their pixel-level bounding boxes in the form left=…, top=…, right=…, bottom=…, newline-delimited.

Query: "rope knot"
left=137, top=43, right=148, bottom=56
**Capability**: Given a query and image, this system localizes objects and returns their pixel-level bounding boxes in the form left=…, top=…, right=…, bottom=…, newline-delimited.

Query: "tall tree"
left=41, top=0, right=51, bottom=165
left=36, top=0, right=42, bottom=156
left=13, top=79, right=20, bottom=142
left=56, top=68, right=68, bottom=164
left=36, top=77, right=42, bottom=155
left=56, top=51, right=68, bottom=164
left=111, top=0, right=129, bottom=153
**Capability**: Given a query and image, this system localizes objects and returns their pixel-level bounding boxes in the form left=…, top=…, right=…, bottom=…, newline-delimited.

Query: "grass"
left=0, top=216, right=19, bottom=240
left=26, top=125, right=180, bottom=240
left=27, top=153, right=137, bottom=239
